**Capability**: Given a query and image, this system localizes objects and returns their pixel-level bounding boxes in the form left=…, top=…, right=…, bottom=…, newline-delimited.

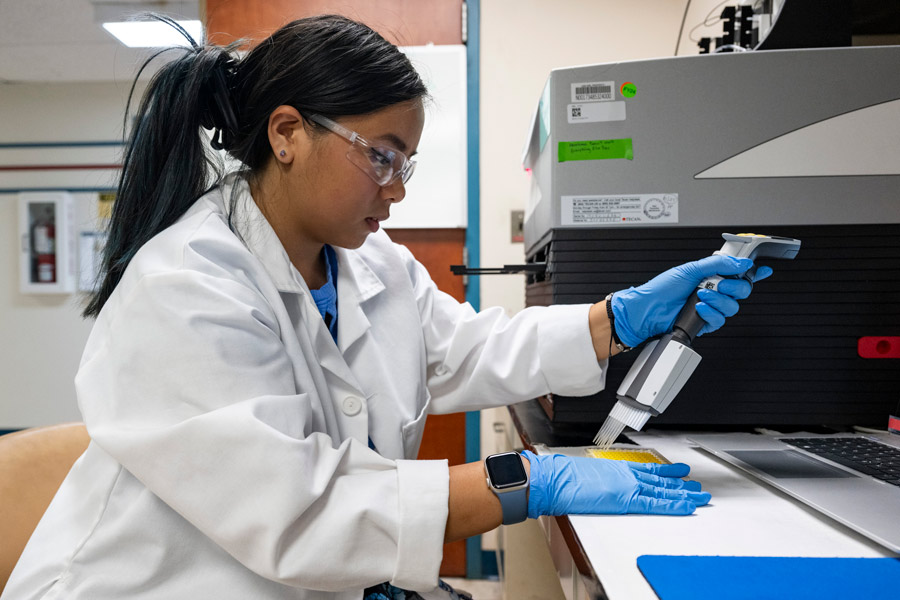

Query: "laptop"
left=689, top=431, right=900, bottom=553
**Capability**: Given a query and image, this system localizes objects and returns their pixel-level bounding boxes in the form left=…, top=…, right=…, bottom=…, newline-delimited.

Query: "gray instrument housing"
left=523, top=45, right=900, bottom=253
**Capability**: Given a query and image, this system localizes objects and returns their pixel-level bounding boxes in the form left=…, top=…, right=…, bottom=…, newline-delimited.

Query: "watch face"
left=486, top=453, right=528, bottom=489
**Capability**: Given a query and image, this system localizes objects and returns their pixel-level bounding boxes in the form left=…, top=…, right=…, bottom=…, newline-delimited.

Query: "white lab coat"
left=3, top=175, right=606, bottom=600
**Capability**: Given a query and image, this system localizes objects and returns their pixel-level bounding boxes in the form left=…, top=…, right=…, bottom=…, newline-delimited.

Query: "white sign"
left=561, top=194, right=679, bottom=225
left=392, top=45, right=468, bottom=228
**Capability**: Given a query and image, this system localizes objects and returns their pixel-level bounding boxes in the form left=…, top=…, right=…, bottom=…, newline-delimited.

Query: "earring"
left=279, top=150, right=286, bottom=158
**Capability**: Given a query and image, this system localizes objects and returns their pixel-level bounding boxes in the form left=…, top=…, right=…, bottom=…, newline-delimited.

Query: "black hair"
left=83, top=14, right=428, bottom=318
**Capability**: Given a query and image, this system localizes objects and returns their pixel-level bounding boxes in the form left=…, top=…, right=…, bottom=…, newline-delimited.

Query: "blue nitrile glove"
left=522, top=450, right=710, bottom=517
left=610, top=255, right=774, bottom=348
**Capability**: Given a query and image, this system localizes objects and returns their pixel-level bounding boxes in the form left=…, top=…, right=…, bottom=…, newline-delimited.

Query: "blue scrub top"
left=309, top=245, right=339, bottom=343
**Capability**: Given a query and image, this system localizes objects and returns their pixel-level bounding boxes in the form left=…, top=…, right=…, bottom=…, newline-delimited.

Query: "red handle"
left=857, top=337, right=900, bottom=359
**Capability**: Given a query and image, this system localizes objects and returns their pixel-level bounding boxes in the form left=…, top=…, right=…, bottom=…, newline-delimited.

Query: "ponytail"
left=83, top=17, right=239, bottom=318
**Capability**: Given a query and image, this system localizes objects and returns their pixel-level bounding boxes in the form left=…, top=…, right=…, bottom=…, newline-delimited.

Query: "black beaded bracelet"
left=605, top=293, right=632, bottom=353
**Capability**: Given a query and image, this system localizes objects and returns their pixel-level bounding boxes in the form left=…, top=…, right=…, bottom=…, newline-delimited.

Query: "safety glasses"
left=308, top=113, right=416, bottom=187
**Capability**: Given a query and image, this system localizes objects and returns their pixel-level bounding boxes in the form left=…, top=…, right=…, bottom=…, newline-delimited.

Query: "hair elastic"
left=207, top=54, right=239, bottom=151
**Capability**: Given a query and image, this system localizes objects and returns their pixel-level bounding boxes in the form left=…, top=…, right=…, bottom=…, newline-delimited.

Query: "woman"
left=3, top=15, right=768, bottom=600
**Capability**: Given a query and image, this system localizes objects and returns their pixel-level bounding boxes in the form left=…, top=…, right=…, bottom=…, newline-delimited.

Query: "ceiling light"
left=102, top=19, right=203, bottom=48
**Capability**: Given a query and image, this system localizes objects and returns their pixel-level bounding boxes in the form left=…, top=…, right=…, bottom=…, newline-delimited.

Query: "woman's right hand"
left=522, top=450, right=710, bottom=517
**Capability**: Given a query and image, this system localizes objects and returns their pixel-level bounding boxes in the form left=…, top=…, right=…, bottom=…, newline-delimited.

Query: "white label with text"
left=561, top=194, right=679, bottom=225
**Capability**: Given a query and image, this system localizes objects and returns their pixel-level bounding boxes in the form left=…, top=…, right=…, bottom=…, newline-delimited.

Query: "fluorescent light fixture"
left=102, top=19, right=203, bottom=48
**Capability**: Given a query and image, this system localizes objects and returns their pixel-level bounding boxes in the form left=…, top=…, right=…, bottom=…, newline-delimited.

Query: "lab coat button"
left=342, top=396, right=362, bottom=416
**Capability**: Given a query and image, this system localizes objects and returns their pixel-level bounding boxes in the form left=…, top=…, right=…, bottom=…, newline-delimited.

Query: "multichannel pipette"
left=593, top=233, right=802, bottom=449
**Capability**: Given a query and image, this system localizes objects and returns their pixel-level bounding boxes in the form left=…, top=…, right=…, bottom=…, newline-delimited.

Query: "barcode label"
left=567, top=102, right=626, bottom=124
left=572, top=81, right=614, bottom=102
left=575, top=84, right=611, bottom=97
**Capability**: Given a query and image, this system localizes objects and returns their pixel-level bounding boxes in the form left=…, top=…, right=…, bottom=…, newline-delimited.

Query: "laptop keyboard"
left=781, top=437, right=900, bottom=486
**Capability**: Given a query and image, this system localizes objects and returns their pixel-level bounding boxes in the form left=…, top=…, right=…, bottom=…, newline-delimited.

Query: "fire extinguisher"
left=32, top=208, right=56, bottom=283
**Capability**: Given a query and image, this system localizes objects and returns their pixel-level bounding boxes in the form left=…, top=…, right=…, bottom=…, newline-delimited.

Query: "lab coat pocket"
left=400, top=392, right=432, bottom=459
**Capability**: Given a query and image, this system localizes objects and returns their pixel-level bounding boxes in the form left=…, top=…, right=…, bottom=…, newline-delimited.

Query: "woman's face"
left=279, top=99, right=425, bottom=253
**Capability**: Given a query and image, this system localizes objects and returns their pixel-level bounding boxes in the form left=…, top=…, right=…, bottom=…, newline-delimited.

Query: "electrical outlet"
left=510, top=210, right=524, bottom=243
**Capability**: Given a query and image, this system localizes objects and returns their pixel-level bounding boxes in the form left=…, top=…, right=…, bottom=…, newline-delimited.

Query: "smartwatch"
left=484, top=451, right=529, bottom=525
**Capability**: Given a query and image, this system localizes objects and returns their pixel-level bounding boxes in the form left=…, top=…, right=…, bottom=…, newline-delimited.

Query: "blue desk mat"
left=637, top=555, right=900, bottom=600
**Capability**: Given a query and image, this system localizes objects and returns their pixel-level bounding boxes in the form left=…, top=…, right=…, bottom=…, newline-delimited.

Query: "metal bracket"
left=450, top=263, right=546, bottom=276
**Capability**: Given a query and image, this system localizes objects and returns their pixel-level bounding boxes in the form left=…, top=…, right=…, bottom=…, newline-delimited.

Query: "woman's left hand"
left=610, top=255, right=773, bottom=348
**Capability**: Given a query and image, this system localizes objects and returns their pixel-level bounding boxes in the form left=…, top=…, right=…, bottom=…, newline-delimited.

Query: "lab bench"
left=506, top=399, right=896, bottom=600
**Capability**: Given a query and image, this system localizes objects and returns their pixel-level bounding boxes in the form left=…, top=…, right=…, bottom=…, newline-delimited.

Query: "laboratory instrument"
left=520, top=45, right=900, bottom=430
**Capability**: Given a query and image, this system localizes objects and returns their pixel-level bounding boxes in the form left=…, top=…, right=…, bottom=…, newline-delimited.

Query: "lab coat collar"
left=221, top=173, right=386, bottom=352
left=221, top=174, right=307, bottom=295
left=333, top=245, right=386, bottom=352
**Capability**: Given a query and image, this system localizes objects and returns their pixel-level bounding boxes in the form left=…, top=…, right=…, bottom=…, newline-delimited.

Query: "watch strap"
left=605, top=292, right=632, bottom=353
left=497, top=486, right=528, bottom=525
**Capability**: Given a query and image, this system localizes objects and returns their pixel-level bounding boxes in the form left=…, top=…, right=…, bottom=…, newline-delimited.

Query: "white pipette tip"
left=592, top=401, right=652, bottom=449
left=593, top=416, right=625, bottom=449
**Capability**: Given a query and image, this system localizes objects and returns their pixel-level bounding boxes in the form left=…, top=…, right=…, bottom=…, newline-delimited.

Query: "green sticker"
left=558, top=138, right=633, bottom=163
left=621, top=82, right=636, bottom=98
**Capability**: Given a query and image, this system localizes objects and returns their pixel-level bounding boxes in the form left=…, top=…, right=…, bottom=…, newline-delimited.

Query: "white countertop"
left=539, top=430, right=896, bottom=600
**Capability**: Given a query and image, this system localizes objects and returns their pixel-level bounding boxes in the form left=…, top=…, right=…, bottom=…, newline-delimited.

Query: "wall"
left=0, top=81, right=138, bottom=428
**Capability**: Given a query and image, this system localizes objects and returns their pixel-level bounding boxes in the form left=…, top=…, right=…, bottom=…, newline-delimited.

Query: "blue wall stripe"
left=464, top=5, right=481, bottom=314
left=464, top=0, right=483, bottom=580
left=0, top=187, right=115, bottom=194
left=0, top=141, right=124, bottom=149
left=0, top=141, right=123, bottom=193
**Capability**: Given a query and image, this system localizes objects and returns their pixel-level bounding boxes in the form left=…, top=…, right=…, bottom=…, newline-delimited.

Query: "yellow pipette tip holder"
left=585, top=445, right=669, bottom=464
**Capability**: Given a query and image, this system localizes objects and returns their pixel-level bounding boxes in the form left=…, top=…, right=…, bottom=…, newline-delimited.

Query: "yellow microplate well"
left=585, top=446, right=669, bottom=464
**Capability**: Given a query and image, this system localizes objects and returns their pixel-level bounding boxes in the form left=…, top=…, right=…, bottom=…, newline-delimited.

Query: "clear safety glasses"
left=308, top=113, right=417, bottom=187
